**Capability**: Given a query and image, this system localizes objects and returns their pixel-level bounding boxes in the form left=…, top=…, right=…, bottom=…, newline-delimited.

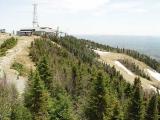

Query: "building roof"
left=36, top=27, right=56, bottom=33
left=19, top=27, right=56, bottom=33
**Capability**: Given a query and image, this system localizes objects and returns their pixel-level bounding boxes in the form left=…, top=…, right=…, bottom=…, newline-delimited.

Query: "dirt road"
left=0, top=36, right=36, bottom=95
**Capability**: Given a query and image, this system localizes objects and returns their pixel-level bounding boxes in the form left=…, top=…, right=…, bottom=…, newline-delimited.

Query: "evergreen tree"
left=128, top=78, right=145, bottom=120
left=146, top=94, right=158, bottom=120
left=158, top=96, right=160, bottom=119
left=112, top=102, right=124, bottom=120
left=24, top=70, right=51, bottom=120
left=50, top=85, right=74, bottom=120
left=71, top=65, right=77, bottom=94
left=10, top=103, right=32, bottom=120
left=85, top=72, right=107, bottom=120
left=71, top=65, right=83, bottom=100
left=37, top=56, right=53, bottom=90
left=124, top=83, right=133, bottom=98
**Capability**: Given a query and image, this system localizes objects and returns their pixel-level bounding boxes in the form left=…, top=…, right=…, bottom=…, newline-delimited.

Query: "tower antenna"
left=33, top=3, right=39, bottom=28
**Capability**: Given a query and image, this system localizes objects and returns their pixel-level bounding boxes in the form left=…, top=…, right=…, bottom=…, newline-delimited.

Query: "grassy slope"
left=95, top=50, right=160, bottom=90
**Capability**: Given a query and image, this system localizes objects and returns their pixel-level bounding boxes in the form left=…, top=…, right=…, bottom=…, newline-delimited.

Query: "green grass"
left=11, top=62, right=28, bottom=76
left=0, top=37, right=18, bottom=56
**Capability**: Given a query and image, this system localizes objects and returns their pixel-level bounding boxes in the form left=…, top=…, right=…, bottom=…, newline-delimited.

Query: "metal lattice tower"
left=33, top=3, right=39, bottom=28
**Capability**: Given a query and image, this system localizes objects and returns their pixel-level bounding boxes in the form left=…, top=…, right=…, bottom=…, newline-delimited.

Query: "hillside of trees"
left=76, top=37, right=160, bottom=73
left=0, top=35, right=160, bottom=120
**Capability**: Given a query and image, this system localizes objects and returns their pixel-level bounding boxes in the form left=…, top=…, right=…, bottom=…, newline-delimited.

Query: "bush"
left=0, top=37, right=18, bottom=56
left=11, top=62, right=27, bottom=76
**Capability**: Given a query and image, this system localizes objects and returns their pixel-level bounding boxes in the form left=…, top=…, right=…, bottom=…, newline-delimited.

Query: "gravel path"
left=0, top=36, right=35, bottom=95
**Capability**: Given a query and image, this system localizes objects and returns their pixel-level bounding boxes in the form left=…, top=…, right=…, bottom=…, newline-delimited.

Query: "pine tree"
left=124, top=83, right=133, bottom=98
left=71, top=65, right=77, bottom=95
left=128, top=77, right=145, bottom=120
left=10, top=103, right=32, bottom=120
left=112, top=101, right=124, bottom=120
left=50, top=85, right=74, bottom=120
left=146, top=94, right=158, bottom=120
left=24, top=70, right=34, bottom=110
left=24, top=70, right=51, bottom=120
left=37, top=56, right=53, bottom=90
left=71, top=65, right=82, bottom=100
left=158, top=96, right=160, bottom=119
left=85, top=72, right=107, bottom=120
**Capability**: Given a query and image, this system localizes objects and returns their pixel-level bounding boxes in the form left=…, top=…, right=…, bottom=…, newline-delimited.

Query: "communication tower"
left=33, top=3, right=39, bottom=28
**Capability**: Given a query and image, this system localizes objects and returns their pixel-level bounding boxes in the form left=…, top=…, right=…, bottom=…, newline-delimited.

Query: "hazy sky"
left=1, top=0, right=160, bottom=36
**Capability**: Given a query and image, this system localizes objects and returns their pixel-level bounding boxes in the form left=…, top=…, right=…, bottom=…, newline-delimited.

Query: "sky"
left=0, top=0, right=160, bottom=36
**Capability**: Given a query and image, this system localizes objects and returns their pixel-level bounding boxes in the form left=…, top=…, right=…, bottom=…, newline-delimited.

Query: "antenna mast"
left=33, top=3, right=39, bottom=28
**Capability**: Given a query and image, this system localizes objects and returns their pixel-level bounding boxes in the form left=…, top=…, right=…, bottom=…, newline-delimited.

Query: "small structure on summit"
left=17, top=27, right=56, bottom=36
left=17, top=3, right=56, bottom=36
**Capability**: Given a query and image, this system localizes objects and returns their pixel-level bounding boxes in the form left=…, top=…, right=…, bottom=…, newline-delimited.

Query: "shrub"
left=11, top=62, right=27, bottom=76
left=0, top=37, right=18, bottom=56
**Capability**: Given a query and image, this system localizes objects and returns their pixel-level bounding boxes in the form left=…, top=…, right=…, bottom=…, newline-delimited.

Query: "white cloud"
left=133, top=8, right=147, bottom=13
left=108, top=1, right=147, bottom=13
left=37, top=0, right=110, bottom=12
left=36, top=0, right=148, bottom=15
left=65, top=0, right=109, bottom=11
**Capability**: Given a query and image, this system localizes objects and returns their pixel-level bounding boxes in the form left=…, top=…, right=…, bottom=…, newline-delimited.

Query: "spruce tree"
left=71, top=65, right=82, bottom=99
left=71, top=65, right=77, bottom=95
left=50, top=85, right=74, bottom=120
left=158, top=96, right=160, bottom=119
left=128, top=77, right=144, bottom=120
left=37, top=56, right=53, bottom=90
left=85, top=72, right=107, bottom=120
left=10, top=103, right=32, bottom=120
left=112, top=102, right=124, bottom=120
left=24, top=70, right=51, bottom=120
left=146, top=94, right=158, bottom=120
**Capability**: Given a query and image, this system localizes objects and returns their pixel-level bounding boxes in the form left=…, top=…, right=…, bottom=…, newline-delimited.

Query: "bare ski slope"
left=94, top=49, right=160, bottom=92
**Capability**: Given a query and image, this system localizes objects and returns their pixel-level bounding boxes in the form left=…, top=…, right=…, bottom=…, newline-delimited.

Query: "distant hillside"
left=77, top=35, right=160, bottom=61
left=76, top=36, right=160, bottom=72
